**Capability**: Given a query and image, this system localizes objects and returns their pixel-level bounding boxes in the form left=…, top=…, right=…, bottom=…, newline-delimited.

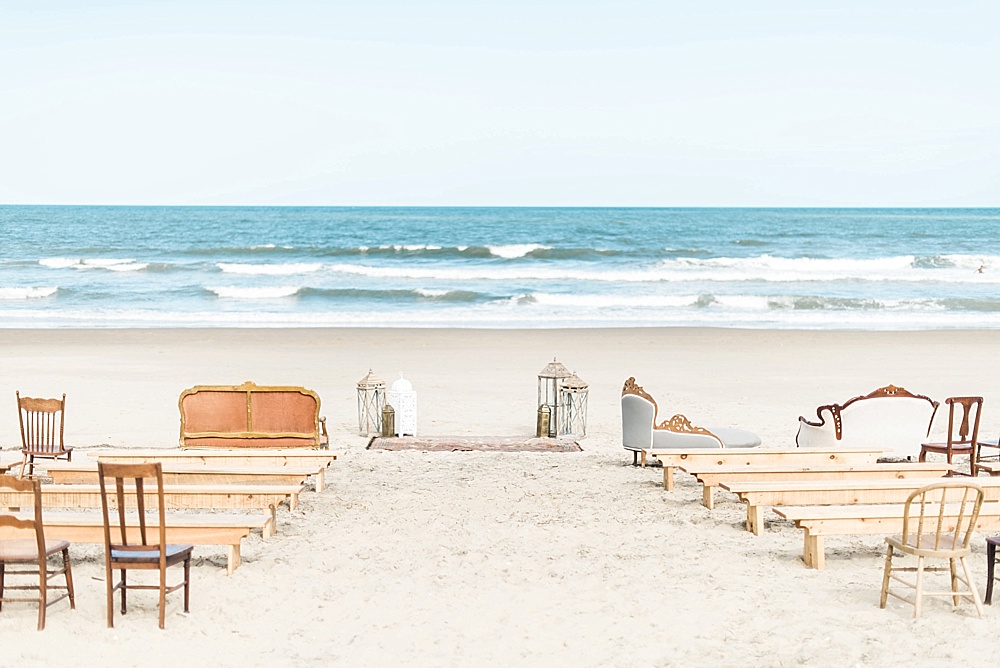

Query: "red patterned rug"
left=367, top=436, right=582, bottom=452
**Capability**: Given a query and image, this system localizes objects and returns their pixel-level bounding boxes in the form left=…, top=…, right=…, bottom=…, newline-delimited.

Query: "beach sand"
left=2, top=327, right=1000, bottom=666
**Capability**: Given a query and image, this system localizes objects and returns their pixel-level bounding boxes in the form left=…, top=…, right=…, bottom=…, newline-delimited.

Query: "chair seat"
left=887, top=533, right=971, bottom=557
left=0, top=538, right=71, bottom=562
left=711, top=427, right=762, bottom=449
left=110, top=544, right=194, bottom=564
left=920, top=441, right=975, bottom=454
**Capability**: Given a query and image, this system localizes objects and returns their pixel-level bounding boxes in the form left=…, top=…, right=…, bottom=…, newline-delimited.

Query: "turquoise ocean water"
left=1, top=206, right=998, bottom=329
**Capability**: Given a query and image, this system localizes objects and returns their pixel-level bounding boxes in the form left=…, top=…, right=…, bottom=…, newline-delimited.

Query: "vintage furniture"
left=621, top=377, right=761, bottom=466
left=919, top=396, right=982, bottom=476
left=178, top=381, right=328, bottom=449
left=879, top=482, right=984, bottom=619
left=99, top=462, right=194, bottom=628
left=0, top=474, right=75, bottom=630
left=975, top=434, right=1000, bottom=473
left=16, top=391, right=73, bottom=478
left=796, top=385, right=938, bottom=459
left=986, top=535, right=1000, bottom=604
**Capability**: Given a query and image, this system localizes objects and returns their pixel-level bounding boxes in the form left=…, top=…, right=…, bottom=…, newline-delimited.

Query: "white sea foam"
left=415, top=289, right=451, bottom=297
left=216, top=263, right=322, bottom=275
left=39, top=258, right=146, bottom=271
left=0, top=286, right=58, bottom=299
left=487, top=244, right=549, bottom=259
left=207, top=286, right=301, bottom=299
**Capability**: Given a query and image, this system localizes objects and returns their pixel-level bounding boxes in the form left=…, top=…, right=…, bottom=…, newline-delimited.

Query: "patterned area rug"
left=367, top=436, right=582, bottom=452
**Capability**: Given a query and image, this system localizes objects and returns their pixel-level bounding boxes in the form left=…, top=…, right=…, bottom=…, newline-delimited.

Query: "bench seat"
left=773, top=501, right=1000, bottom=569
left=42, top=463, right=317, bottom=489
left=0, top=510, right=272, bottom=575
left=686, top=462, right=953, bottom=509
left=722, top=477, right=1000, bottom=535
left=648, top=447, right=885, bottom=491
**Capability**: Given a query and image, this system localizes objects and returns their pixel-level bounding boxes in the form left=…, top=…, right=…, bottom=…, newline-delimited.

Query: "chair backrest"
left=97, top=462, right=168, bottom=562
left=17, top=392, right=67, bottom=456
left=943, top=396, right=983, bottom=448
left=0, top=474, right=46, bottom=557
left=621, top=378, right=658, bottom=450
left=900, top=481, right=984, bottom=551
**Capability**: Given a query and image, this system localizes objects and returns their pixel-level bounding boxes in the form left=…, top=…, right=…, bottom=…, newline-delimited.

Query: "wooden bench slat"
left=41, top=464, right=318, bottom=489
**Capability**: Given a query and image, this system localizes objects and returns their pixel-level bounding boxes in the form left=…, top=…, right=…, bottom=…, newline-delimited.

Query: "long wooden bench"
left=42, top=463, right=315, bottom=489
left=688, top=463, right=953, bottom=510
left=179, top=381, right=328, bottom=449
left=722, top=477, right=1000, bottom=536
left=0, top=484, right=303, bottom=538
left=0, top=511, right=272, bottom=575
left=647, top=447, right=884, bottom=491
left=87, top=449, right=335, bottom=492
left=773, top=501, right=1000, bottom=569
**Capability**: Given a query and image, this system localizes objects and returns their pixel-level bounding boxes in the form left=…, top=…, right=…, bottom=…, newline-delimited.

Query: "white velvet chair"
left=621, top=377, right=761, bottom=466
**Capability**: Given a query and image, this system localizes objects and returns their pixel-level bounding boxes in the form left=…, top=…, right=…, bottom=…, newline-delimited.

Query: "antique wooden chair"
left=919, top=396, right=982, bottom=476
left=0, top=474, right=76, bottom=630
left=879, top=481, right=984, bottom=619
left=986, top=535, right=1000, bottom=605
left=16, top=392, right=73, bottom=479
left=98, top=462, right=193, bottom=629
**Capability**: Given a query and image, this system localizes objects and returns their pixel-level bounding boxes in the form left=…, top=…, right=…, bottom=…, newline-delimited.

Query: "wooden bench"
left=0, top=484, right=303, bottom=539
left=88, top=449, right=335, bottom=492
left=42, top=463, right=316, bottom=489
left=0, top=511, right=272, bottom=575
left=773, top=501, right=1000, bottom=569
left=722, top=477, right=1000, bottom=536
left=179, top=381, right=328, bottom=450
left=647, top=447, right=884, bottom=491
left=688, top=462, right=953, bottom=510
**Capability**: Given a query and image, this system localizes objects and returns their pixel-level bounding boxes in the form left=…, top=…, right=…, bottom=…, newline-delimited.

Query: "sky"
left=1, top=1, right=997, bottom=206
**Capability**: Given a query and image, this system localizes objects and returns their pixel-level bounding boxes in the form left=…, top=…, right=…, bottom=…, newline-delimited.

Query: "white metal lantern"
left=537, top=358, right=571, bottom=438
left=356, top=369, right=386, bottom=436
left=386, top=373, right=417, bottom=437
left=559, top=372, right=589, bottom=438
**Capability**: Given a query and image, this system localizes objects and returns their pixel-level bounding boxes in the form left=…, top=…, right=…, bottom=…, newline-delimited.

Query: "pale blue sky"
left=1, top=1, right=997, bottom=206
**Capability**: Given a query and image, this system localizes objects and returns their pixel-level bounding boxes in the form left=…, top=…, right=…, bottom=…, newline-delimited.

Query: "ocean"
left=1, top=206, right=998, bottom=329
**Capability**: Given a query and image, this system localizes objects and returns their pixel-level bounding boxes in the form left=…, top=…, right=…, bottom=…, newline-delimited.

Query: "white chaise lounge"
left=795, top=385, right=939, bottom=459
left=621, top=377, right=762, bottom=466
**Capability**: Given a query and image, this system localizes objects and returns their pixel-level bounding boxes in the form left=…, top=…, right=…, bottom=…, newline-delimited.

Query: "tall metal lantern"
left=356, top=369, right=386, bottom=436
left=559, top=372, right=589, bottom=438
left=386, top=373, right=417, bottom=437
left=537, top=358, right=571, bottom=438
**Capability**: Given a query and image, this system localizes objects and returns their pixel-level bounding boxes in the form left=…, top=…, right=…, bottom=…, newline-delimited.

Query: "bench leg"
left=227, top=544, right=241, bottom=576
left=702, top=484, right=715, bottom=510
left=663, top=466, right=674, bottom=492
left=289, top=492, right=299, bottom=511
left=747, top=504, right=763, bottom=536
left=803, top=531, right=825, bottom=569
left=314, top=469, right=325, bottom=493
left=265, top=505, right=277, bottom=539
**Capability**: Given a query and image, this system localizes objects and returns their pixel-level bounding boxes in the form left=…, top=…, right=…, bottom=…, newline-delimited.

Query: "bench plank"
left=0, top=511, right=272, bottom=575
left=43, top=463, right=315, bottom=489
left=722, top=478, right=1000, bottom=535
left=773, top=501, right=1000, bottom=569
left=647, top=448, right=884, bottom=491
left=688, top=463, right=952, bottom=510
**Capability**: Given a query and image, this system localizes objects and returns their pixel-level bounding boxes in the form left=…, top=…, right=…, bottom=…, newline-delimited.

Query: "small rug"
left=367, top=436, right=582, bottom=452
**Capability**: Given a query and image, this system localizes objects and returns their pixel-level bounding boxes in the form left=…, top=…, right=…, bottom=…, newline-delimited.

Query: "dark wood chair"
left=98, top=462, right=193, bottom=629
left=919, top=396, right=982, bottom=477
left=0, top=474, right=76, bottom=630
left=987, top=536, right=1000, bottom=605
left=16, top=392, right=72, bottom=479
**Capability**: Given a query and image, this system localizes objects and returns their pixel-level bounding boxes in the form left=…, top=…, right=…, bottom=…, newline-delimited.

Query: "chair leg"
left=63, top=548, right=75, bottom=609
left=184, top=557, right=191, bottom=613
left=879, top=545, right=893, bottom=609
left=950, top=559, right=960, bottom=607
left=121, top=569, right=128, bottom=615
left=987, top=541, right=998, bottom=605
left=914, top=556, right=925, bottom=620
left=37, top=560, right=47, bottom=631
left=0, top=563, right=4, bottom=611
left=631, top=451, right=638, bottom=466
left=159, top=567, right=166, bottom=630
left=105, top=567, right=115, bottom=628
left=959, top=556, right=984, bottom=618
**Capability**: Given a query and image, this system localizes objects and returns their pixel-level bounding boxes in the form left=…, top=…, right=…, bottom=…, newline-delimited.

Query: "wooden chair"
left=16, top=392, right=72, bottom=479
left=98, top=462, right=193, bottom=629
left=986, top=535, right=1000, bottom=605
left=919, top=396, right=982, bottom=477
left=879, top=481, right=985, bottom=619
left=0, top=474, right=76, bottom=630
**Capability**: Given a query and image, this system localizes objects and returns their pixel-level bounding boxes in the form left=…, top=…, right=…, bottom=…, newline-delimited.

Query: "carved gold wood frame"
left=622, top=377, right=723, bottom=445
left=178, top=380, right=323, bottom=445
left=799, top=384, right=939, bottom=441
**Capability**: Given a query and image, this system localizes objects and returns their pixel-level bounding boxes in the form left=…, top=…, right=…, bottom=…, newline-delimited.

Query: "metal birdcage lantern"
left=356, top=369, right=386, bottom=436
left=386, top=373, right=417, bottom=437
left=537, top=358, right=571, bottom=438
left=559, top=372, right=589, bottom=438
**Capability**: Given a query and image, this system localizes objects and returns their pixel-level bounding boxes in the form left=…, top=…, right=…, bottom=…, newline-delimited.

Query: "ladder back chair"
left=919, top=396, right=982, bottom=477
left=98, top=462, right=193, bottom=629
left=16, top=391, right=72, bottom=479
left=0, top=474, right=76, bottom=630
left=879, top=481, right=985, bottom=620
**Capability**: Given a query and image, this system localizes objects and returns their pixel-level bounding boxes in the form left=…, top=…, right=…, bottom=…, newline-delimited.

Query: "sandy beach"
left=3, top=327, right=1000, bottom=666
